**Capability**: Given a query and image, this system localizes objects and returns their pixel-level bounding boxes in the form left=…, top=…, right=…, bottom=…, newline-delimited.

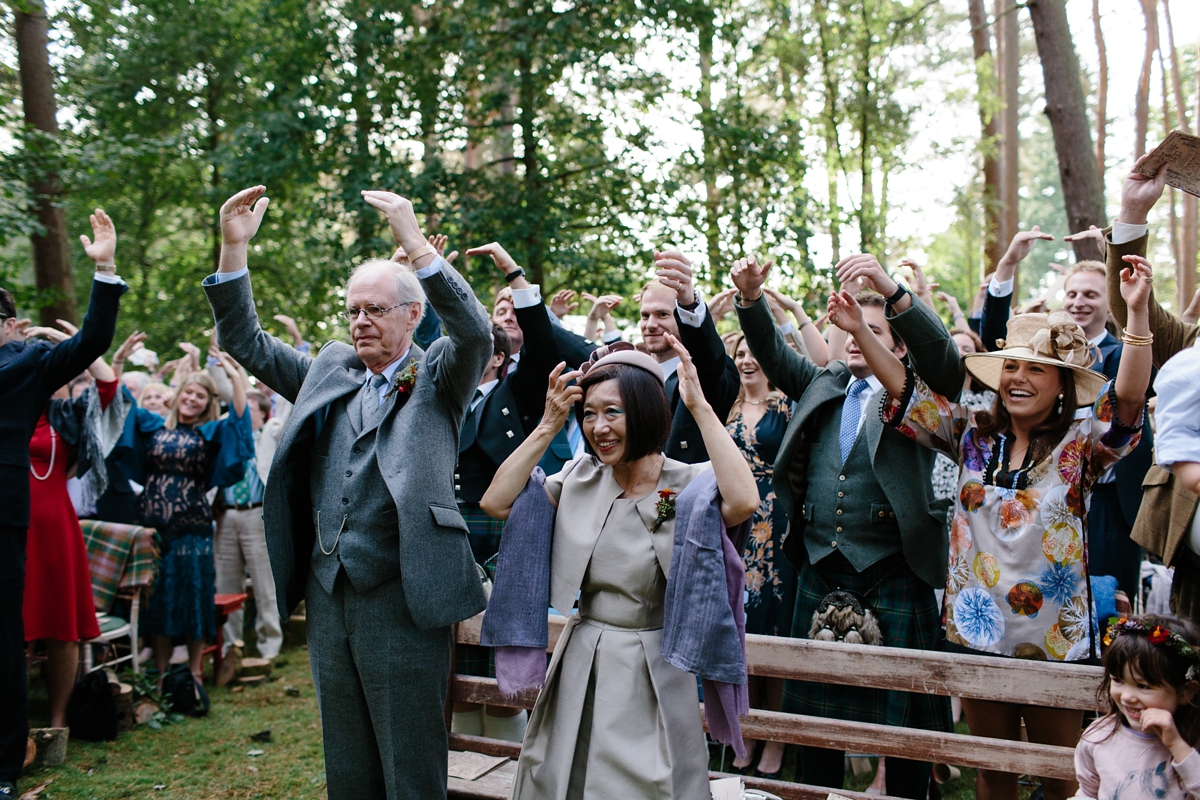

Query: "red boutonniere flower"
left=652, top=489, right=677, bottom=532
left=386, top=361, right=419, bottom=400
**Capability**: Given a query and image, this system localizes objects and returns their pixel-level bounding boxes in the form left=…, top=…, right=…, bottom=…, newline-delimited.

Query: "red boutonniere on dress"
left=652, top=489, right=677, bottom=532
left=386, top=361, right=419, bottom=400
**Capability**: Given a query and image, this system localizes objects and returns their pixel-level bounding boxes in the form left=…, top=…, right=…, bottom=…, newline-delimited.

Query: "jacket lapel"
left=371, top=346, right=425, bottom=438
left=549, top=461, right=624, bottom=616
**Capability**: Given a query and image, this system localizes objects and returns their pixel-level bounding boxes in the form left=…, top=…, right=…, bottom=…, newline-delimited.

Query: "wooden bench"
left=447, top=613, right=1104, bottom=799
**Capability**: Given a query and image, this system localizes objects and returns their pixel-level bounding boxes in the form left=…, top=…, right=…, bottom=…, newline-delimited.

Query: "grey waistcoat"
left=800, top=402, right=901, bottom=572
left=309, top=387, right=399, bottom=594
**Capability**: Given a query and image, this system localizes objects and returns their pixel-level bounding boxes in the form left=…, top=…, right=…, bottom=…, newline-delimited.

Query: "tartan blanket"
left=81, top=519, right=160, bottom=612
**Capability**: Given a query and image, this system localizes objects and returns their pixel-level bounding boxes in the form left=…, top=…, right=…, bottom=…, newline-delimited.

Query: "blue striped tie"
left=839, top=378, right=870, bottom=464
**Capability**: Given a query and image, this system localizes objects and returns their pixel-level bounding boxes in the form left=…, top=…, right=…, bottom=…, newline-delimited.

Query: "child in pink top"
left=1075, top=615, right=1200, bottom=800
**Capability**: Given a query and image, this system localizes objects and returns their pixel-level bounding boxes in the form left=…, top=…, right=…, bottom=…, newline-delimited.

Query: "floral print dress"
left=727, top=396, right=797, bottom=637
left=882, top=375, right=1141, bottom=661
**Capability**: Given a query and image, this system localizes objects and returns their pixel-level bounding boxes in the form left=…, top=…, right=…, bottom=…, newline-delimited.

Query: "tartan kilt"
left=782, top=554, right=952, bottom=733
left=458, top=504, right=505, bottom=679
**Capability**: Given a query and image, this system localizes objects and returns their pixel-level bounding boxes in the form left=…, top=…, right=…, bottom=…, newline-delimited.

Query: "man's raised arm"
left=203, top=186, right=312, bottom=402
left=362, top=191, right=492, bottom=413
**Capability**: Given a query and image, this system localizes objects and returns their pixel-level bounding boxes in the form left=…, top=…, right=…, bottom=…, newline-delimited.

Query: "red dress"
left=22, top=383, right=117, bottom=642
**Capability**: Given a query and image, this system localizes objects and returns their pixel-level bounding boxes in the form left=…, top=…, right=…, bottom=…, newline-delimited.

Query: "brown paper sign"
left=1137, top=131, right=1200, bottom=198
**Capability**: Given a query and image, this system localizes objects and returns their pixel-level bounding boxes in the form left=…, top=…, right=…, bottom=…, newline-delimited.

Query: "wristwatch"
left=884, top=283, right=908, bottom=306
left=504, top=267, right=526, bottom=283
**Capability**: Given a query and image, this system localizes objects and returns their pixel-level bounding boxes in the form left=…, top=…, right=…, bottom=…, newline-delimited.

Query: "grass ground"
left=24, top=639, right=1039, bottom=800
left=25, top=646, right=327, bottom=800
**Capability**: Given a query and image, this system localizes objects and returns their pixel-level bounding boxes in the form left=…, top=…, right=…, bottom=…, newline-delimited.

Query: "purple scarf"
left=480, top=466, right=749, bottom=755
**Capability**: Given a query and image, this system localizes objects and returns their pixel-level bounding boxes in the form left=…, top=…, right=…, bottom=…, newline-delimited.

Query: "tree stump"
left=285, top=611, right=306, bottom=646
left=28, top=728, right=67, bottom=769
left=133, top=700, right=159, bottom=725
left=117, top=683, right=134, bottom=732
left=239, top=658, right=273, bottom=678
left=238, top=674, right=268, bottom=687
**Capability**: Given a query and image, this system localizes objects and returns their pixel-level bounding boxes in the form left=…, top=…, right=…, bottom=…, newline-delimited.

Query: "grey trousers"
left=307, top=568, right=453, bottom=800
left=215, top=508, right=283, bottom=658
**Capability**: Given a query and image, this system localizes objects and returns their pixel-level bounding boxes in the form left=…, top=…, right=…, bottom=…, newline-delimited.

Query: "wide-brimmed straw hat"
left=963, top=310, right=1107, bottom=406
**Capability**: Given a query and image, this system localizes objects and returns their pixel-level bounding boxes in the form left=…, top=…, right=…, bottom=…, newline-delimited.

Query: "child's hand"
left=1141, top=708, right=1194, bottom=762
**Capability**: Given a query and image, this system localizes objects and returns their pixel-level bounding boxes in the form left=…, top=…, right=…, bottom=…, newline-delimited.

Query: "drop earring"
left=1055, top=393, right=1064, bottom=415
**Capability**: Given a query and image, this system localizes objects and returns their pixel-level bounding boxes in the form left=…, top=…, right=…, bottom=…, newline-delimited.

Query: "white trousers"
left=214, top=507, right=283, bottom=659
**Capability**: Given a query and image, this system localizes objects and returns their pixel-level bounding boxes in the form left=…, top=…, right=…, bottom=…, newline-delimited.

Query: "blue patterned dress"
left=727, top=397, right=796, bottom=637
left=116, top=408, right=253, bottom=641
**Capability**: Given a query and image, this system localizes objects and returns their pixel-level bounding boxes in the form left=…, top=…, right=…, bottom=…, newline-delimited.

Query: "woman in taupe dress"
left=481, top=339, right=758, bottom=800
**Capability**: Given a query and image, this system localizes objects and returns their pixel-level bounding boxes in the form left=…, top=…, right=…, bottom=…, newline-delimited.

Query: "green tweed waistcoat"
left=800, top=401, right=902, bottom=573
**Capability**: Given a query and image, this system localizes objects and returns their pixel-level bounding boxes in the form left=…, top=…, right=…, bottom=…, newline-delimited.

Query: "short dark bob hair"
left=577, top=362, right=670, bottom=462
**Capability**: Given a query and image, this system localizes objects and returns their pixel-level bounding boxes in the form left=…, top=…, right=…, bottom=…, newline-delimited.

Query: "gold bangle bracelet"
left=1122, top=332, right=1154, bottom=346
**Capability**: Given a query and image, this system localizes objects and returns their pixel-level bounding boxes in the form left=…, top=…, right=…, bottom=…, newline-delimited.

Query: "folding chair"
left=80, top=520, right=159, bottom=674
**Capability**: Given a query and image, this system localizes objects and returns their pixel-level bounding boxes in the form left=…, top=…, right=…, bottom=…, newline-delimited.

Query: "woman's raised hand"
left=114, top=331, right=147, bottom=363
left=665, top=333, right=709, bottom=415
left=542, top=362, right=583, bottom=430
left=826, top=290, right=863, bottom=333
left=1119, top=255, right=1154, bottom=311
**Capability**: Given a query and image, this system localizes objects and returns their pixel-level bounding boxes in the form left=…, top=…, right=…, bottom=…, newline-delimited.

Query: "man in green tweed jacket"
left=731, top=253, right=965, bottom=799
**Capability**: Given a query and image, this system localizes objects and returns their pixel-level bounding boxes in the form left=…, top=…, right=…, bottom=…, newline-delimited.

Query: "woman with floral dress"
left=825, top=255, right=1155, bottom=800
left=115, top=357, right=252, bottom=684
left=724, top=332, right=795, bottom=776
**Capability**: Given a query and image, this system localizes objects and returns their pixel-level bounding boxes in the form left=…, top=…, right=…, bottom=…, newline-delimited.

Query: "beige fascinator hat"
left=963, top=310, right=1108, bottom=406
left=580, top=341, right=665, bottom=385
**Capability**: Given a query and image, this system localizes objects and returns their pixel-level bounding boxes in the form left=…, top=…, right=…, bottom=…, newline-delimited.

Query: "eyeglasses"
left=340, top=302, right=412, bottom=323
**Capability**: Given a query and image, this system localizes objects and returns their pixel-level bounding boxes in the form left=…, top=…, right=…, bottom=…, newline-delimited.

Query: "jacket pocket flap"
left=871, top=502, right=897, bottom=522
left=1143, top=465, right=1174, bottom=488
left=429, top=503, right=470, bottom=532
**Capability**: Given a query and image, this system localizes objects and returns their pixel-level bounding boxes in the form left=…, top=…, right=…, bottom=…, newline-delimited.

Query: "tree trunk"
left=1091, top=0, right=1107, bottom=180
left=518, top=51, right=544, bottom=286
left=1158, top=50, right=1181, bottom=271
left=1133, top=0, right=1158, bottom=159
left=968, top=0, right=1001, bottom=274
left=698, top=10, right=720, bottom=286
left=1161, top=0, right=1197, bottom=307
left=14, top=0, right=77, bottom=326
left=1027, top=0, right=1107, bottom=261
left=816, top=4, right=842, bottom=263
left=996, top=0, right=1019, bottom=284
left=350, top=18, right=375, bottom=251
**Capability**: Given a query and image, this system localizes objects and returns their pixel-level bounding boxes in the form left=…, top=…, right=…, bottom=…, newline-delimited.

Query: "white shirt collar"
left=660, top=355, right=681, bottom=381
left=848, top=373, right=883, bottom=397
left=376, top=349, right=410, bottom=385
left=1088, top=330, right=1108, bottom=348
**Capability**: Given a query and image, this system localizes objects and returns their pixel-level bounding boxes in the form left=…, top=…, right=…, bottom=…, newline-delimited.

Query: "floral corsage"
left=386, top=361, right=419, bottom=399
left=652, top=489, right=677, bottom=532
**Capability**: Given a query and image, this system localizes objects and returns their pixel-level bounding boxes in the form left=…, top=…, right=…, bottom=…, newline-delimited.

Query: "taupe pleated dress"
left=509, top=457, right=712, bottom=800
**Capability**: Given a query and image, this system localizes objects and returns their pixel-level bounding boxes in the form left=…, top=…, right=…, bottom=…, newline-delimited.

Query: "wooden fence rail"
left=447, top=612, right=1104, bottom=798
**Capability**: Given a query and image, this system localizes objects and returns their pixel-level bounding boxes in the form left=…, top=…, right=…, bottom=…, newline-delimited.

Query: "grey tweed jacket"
left=203, top=259, right=494, bottom=629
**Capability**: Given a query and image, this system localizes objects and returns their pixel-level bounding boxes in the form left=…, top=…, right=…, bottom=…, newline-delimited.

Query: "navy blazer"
left=664, top=307, right=741, bottom=464
left=456, top=299, right=560, bottom=503
left=979, top=288, right=1009, bottom=352
left=0, top=279, right=125, bottom=527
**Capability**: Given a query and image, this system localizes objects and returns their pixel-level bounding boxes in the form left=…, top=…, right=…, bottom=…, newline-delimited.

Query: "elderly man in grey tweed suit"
left=203, top=186, right=493, bottom=800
